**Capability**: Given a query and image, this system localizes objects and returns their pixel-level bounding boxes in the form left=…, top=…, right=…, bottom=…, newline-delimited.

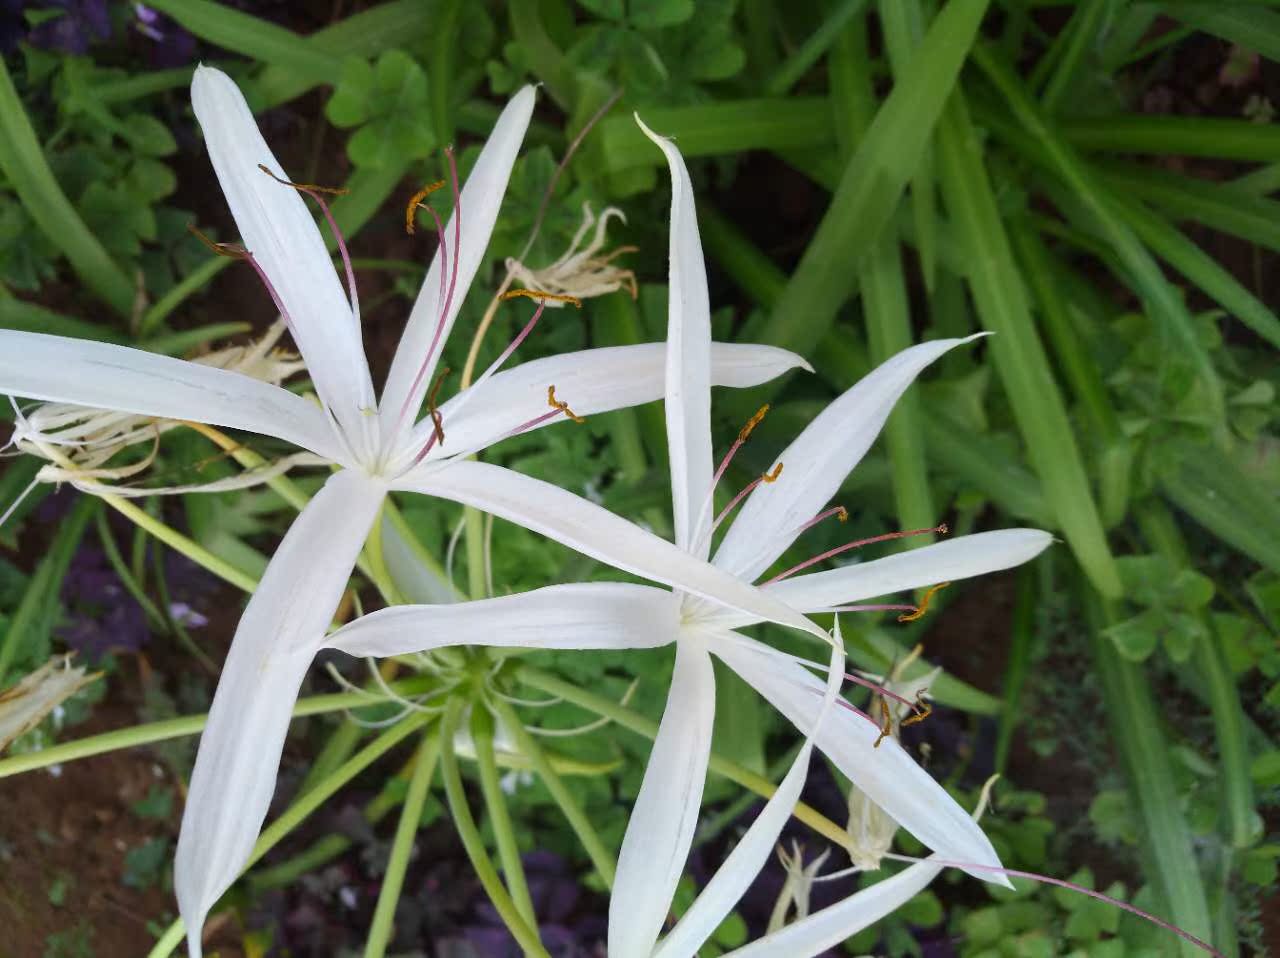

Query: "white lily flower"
left=0, top=67, right=822, bottom=957
left=329, top=119, right=1054, bottom=957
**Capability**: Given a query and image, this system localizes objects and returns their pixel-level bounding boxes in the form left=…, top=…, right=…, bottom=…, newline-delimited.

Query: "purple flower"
left=25, top=0, right=111, bottom=55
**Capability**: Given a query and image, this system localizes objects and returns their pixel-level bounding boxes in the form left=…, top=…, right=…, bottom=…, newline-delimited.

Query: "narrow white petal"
left=174, top=469, right=384, bottom=952
left=713, top=633, right=1007, bottom=886
left=637, top=116, right=713, bottom=558
left=654, top=636, right=845, bottom=958
left=395, top=459, right=827, bottom=643
left=0, top=330, right=346, bottom=462
left=726, top=858, right=944, bottom=957
left=327, top=583, right=678, bottom=657
left=765, top=529, right=1053, bottom=613
left=610, top=641, right=716, bottom=958
left=378, top=513, right=461, bottom=604
left=704, top=529, right=1054, bottom=630
left=191, top=66, right=375, bottom=445
left=713, top=335, right=985, bottom=582
left=379, top=86, right=537, bottom=437
left=400, top=342, right=809, bottom=464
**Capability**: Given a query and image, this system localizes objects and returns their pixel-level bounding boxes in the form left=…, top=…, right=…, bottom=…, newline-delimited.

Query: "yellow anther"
left=187, top=224, right=248, bottom=259
left=737, top=404, right=770, bottom=444
left=901, top=691, right=933, bottom=728
left=897, top=581, right=950, bottom=623
left=256, top=164, right=350, bottom=196
left=835, top=506, right=849, bottom=522
left=547, top=385, right=586, bottom=424
left=427, top=366, right=451, bottom=446
left=872, top=698, right=893, bottom=749
left=502, top=288, right=583, bottom=308
left=405, top=180, right=447, bottom=234
left=761, top=462, right=783, bottom=483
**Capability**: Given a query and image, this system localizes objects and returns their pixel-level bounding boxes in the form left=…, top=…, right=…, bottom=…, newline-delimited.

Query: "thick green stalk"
left=1136, top=503, right=1259, bottom=850
left=994, top=565, right=1036, bottom=774
left=0, top=679, right=434, bottom=779
left=471, top=705, right=539, bottom=934
left=489, top=696, right=617, bottom=887
left=146, top=713, right=432, bottom=957
left=438, top=698, right=550, bottom=956
left=0, top=60, right=133, bottom=317
left=514, top=665, right=849, bottom=848
left=364, top=733, right=440, bottom=958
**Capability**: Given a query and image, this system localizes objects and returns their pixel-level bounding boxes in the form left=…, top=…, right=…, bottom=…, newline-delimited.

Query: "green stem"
left=472, top=704, right=539, bottom=935
left=364, top=733, right=440, bottom=958
left=438, top=698, right=550, bottom=956
left=763, top=0, right=870, bottom=96
left=489, top=696, right=617, bottom=887
left=514, top=665, right=849, bottom=848
left=146, top=713, right=432, bottom=957
left=95, top=507, right=168, bottom=632
left=464, top=504, right=487, bottom=601
left=0, top=678, right=434, bottom=779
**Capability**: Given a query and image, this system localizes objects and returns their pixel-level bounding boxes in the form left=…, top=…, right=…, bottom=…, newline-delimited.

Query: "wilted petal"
left=0, top=330, right=347, bottom=463
left=712, top=633, right=1007, bottom=886
left=655, top=636, right=845, bottom=958
left=638, top=116, right=713, bottom=559
left=175, top=469, right=384, bottom=957
left=725, top=858, right=944, bottom=957
left=395, top=459, right=827, bottom=643
left=610, top=641, right=715, bottom=958
left=192, top=66, right=376, bottom=446
left=379, top=86, right=537, bottom=436
left=713, top=336, right=985, bottom=582
left=327, top=583, right=678, bottom=657
left=703, top=529, right=1053, bottom=630
left=405, top=342, right=809, bottom=463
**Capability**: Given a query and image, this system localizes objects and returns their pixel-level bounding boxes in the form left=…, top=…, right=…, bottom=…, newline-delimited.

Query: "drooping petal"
left=702, top=529, right=1054, bottom=630
left=610, top=641, right=716, bottom=958
left=637, top=116, right=713, bottom=559
left=394, top=459, right=828, bottom=643
left=0, top=330, right=347, bottom=463
left=725, top=858, right=944, bottom=958
left=653, top=634, right=845, bottom=958
left=379, top=86, right=537, bottom=438
left=712, top=632, right=1008, bottom=886
left=713, top=335, right=986, bottom=582
left=174, top=469, right=384, bottom=957
left=398, top=342, right=809, bottom=465
left=327, top=583, right=678, bottom=657
left=191, top=66, right=376, bottom=451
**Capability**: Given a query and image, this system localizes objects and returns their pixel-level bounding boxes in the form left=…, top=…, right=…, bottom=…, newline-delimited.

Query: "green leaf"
left=325, top=57, right=375, bottom=126
left=1105, top=610, right=1161, bottom=662
left=1250, top=751, right=1280, bottom=788
left=121, top=113, right=177, bottom=157
left=327, top=51, right=435, bottom=169
left=629, top=0, right=695, bottom=29
left=144, top=0, right=332, bottom=76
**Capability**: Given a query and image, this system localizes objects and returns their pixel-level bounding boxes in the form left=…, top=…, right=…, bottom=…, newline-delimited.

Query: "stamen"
left=900, top=692, right=932, bottom=727
left=404, top=180, right=446, bottom=234
left=712, top=463, right=785, bottom=531
left=763, top=523, right=949, bottom=586
left=789, top=505, right=849, bottom=541
left=187, top=225, right=298, bottom=337
left=258, top=164, right=359, bottom=320
left=712, top=404, right=770, bottom=491
left=897, top=581, right=949, bottom=622
left=872, top=698, right=893, bottom=748
left=547, top=385, right=586, bottom=424
left=842, top=672, right=917, bottom=712
left=502, top=288, right=583, bottom=308
left=426, top=366, right=451, bottom=447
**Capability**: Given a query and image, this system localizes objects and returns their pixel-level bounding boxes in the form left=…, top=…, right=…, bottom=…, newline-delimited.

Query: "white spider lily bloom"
left=329, top=120, right=1054, bottom=958
left=0, top=67, right=820, bottom=958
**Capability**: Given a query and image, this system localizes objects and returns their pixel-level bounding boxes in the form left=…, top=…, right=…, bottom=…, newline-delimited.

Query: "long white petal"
left=327, top=583, right=678, bottom=657
left=637, top=117, right=713, bottom=559
left=713, top=335, right=985, bottom=582
left=395, top=459, right=827, bottom=643
left=174, top=469, right=384, bottom=956
left=703, top=529, right=1053, bottom=630
left=726, top=858, right=944, bottom=958
left=610, top=641, right=716, bottom=958
left=0, top=330, right=346, bottom=462
left=399, top=342, right=809, bottom=465
left=654, top=634, right=845, bottom=958
left=191, top=66, right=376, bottom=448
left=379, top=86, right=537, bottom=438
left=712, top=633, right=1007, bottom=886
left=378, top=513, right=461, bottom=604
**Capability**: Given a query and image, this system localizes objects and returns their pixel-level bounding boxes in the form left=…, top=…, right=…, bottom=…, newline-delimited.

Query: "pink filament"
left=880, top=853, right=1224, bottom=957
left=295, top=184, right=359, bottom=322
left=712, top=473, right=769, bottom=531
left=829, top=603, right=917, bottom=615
left=763, top=525, right=945, bottom=586
left=789, top=505, right=849, bottom=539
left=240, top=249, right=298, bottom=338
